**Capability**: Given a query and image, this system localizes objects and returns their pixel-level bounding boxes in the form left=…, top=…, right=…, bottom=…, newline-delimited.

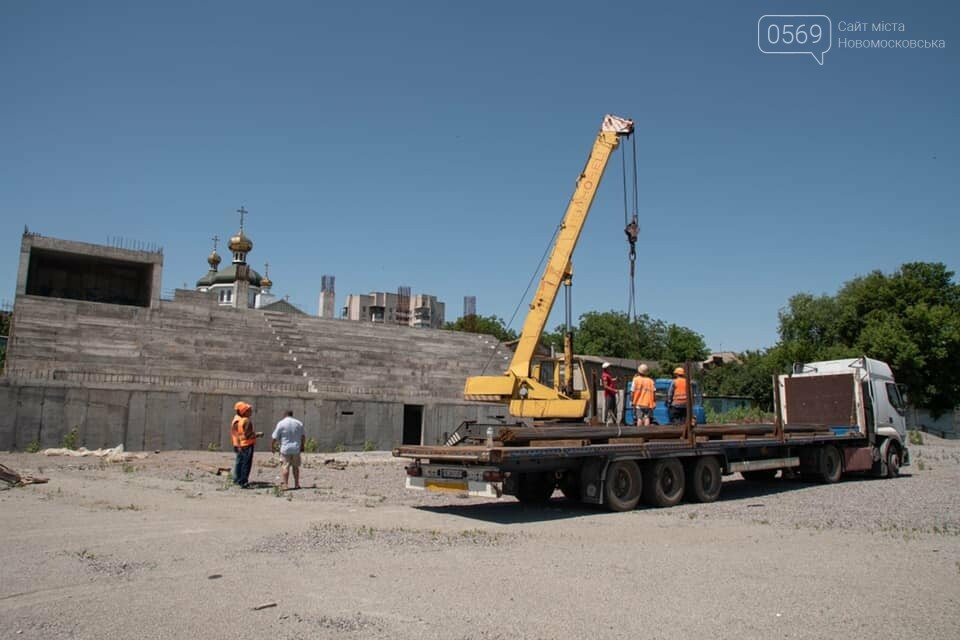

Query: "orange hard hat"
left=674, top=367, right=685, bottom=376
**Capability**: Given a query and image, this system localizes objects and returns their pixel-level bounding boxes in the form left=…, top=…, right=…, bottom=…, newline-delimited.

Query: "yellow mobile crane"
left=463, top=114, right=635, bottom=419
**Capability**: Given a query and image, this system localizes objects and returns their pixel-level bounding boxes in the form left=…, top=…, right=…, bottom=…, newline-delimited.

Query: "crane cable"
left=622, top=133, right=640, bottom=323
left=480, top=223, right=561, bottom=375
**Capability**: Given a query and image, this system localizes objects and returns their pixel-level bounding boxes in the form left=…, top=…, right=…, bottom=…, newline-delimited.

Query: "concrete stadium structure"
left=0, top=232, right=514, bottom=452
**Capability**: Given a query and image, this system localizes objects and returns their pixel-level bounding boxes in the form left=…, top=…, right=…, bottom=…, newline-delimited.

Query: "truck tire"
left=642, top=458, right=685, bottom=508
left=603, top=461, right=642, bottom=512
left=886, top=444, right=901, bottom=478
left=516, top=472, right=555, bottom=504
left=817, top=445, right=843, bottom=484
left=685, top=456, right=722, bottom=503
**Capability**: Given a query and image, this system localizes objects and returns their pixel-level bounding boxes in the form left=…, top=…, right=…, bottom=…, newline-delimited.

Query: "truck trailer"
left=394, top=356, right=910, bottom=511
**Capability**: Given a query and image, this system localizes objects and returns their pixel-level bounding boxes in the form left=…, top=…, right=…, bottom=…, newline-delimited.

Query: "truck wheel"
left=516, top=472, right=555, bottom=504
left=642, top=458, right=685, bottom=508
left=886, top=444, right=901, bottom=478
left=741, top=469, right=777, bottom=482
left=604, top=461, right=642, bottom=511
left=818, top=445, right=843, bottom=484
left=685, top=456, right=722, bottom=503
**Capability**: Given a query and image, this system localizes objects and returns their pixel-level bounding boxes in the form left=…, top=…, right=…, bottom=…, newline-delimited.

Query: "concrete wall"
left=0, top=381, right=499, bottom=452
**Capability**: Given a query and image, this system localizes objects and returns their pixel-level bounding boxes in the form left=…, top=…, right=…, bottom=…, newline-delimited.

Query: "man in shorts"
left=271, top=410, right=305, bottom=490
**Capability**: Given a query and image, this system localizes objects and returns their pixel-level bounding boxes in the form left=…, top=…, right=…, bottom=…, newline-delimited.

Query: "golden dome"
left=207, top=249, right=221, bottom=269
left=228, top=230, right=253, bottom=253
left=259, top=262, right=272, bottom=289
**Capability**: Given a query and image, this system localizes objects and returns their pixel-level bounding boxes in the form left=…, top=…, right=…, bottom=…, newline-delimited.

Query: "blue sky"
left=2, top=1, right=957, bottom=352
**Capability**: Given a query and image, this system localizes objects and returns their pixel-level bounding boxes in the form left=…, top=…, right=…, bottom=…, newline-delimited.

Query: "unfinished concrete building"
left=0, top=231, right=512, bottom=452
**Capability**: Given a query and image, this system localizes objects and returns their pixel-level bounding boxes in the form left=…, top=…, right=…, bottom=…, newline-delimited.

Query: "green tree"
left=574, top=311, right=639, bottom=358
left=443, top=314, right=518, bottom=343
left=777, top=262, right=960, bottom=416
left=701, top=349, right=780, bottom=411
left=563, top=310, right=706, bottom=362
left=661, top=323, right=709, bottom=365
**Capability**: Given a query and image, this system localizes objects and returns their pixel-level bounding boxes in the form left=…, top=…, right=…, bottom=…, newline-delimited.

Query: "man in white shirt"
left=271, top=410, right=305, bottom=490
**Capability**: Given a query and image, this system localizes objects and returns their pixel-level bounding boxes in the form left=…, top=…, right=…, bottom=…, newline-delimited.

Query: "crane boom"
left=464, top=114, right=634, bottom=419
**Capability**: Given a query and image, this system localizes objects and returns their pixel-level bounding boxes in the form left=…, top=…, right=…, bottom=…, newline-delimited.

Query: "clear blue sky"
left=2, top=1, right=957, bottom=352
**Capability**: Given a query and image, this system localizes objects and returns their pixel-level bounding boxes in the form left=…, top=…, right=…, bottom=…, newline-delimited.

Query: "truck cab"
left=782, top=356, right=910, bottom=473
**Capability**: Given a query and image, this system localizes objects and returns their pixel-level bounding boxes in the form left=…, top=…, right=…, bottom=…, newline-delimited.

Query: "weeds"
left=122, top=463, right=135, bottom=473
left=363, top=440, right=376, bottom=452
left=334, top=443, right=345, bottom=453
left=908, top=430, right=924, bottom=446
left=917, top=460, right=926, bottom=471
left=303, top=437, right=319, bottom=453
left=207, top=442, right=221, bottom=452
left=181, top=470, right=194, bottom=482
left=26, top=439, right=41, bottom=453
left=62, top=426, right=80, bottom=450
left=110, top=503, right=143, bottom=511
left=705, top=406, right=775, bottom=424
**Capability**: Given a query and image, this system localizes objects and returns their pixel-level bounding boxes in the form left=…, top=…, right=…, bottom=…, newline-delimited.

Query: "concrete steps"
left=8, top=296, right=515, bottom=400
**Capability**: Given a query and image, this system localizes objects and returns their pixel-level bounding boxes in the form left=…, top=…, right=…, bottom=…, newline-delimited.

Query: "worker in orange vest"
left=631, top=364, right=656, bottom=426
left=230, top=401, right=261, bottom=488
left=666, top=367, right=688, bottom=425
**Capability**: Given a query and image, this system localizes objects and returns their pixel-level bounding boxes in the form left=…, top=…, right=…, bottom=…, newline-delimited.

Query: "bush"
left=303, top=437, right=319, bottom=453
left=62, top=427, right=80, bottom=450
left=26, top=439, right=41, bottom=453
left=705, top=406, right=776, bottom=424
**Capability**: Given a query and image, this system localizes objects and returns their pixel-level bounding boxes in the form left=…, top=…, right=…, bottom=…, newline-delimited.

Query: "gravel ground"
left=2, top=435, right=959, bottom=639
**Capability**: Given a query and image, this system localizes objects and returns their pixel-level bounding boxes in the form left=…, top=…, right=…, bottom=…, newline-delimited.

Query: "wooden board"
left=535, top=439, right=590, bottom=447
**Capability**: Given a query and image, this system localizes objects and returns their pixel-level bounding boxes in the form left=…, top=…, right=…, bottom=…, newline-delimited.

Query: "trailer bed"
left=393, top=427, right=867, bottom=469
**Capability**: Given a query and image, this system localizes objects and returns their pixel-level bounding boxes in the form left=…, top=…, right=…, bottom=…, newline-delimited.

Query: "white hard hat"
left=602, top=362, right=611, bottom=369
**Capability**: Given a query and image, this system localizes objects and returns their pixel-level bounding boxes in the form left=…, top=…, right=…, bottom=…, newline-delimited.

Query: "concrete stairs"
left=6, top=295, right=515, bottom=400
left=261, top=311, right=513, bottom=400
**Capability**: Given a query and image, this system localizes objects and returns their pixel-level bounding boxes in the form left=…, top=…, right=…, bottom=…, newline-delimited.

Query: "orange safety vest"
left=231, top=401, right=256, bottom=447
left=231, top=416, right=256, bottom=447
left=631, top=376, right=656, bottom=409
left=671, top=378, right=688, bottom=406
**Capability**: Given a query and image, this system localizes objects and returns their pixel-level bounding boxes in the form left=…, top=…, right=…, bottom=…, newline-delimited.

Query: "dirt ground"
left=2, top=437, right=959, bottom=640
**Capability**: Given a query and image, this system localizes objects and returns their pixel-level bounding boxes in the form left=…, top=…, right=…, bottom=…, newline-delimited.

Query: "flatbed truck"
left=394, top=356, right=910, bottom=511
left=393, top=116, right=910, bottom=511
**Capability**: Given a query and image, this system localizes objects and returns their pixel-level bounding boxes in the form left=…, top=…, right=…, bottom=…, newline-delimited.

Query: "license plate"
left=439, top=468, right=467, bottom=479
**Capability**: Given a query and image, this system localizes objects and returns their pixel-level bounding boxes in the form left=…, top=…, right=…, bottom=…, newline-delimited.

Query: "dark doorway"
left=402, top=405, right=423, bottom=445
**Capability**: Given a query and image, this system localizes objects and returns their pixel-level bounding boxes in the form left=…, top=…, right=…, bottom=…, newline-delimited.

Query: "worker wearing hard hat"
left=230, top=401, right=262, bottom=488
left=601, top=363, right=619, bottom=425
left=631, top=364, right=656, bottom=426
left=666, top=367, right=688, bottom=425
